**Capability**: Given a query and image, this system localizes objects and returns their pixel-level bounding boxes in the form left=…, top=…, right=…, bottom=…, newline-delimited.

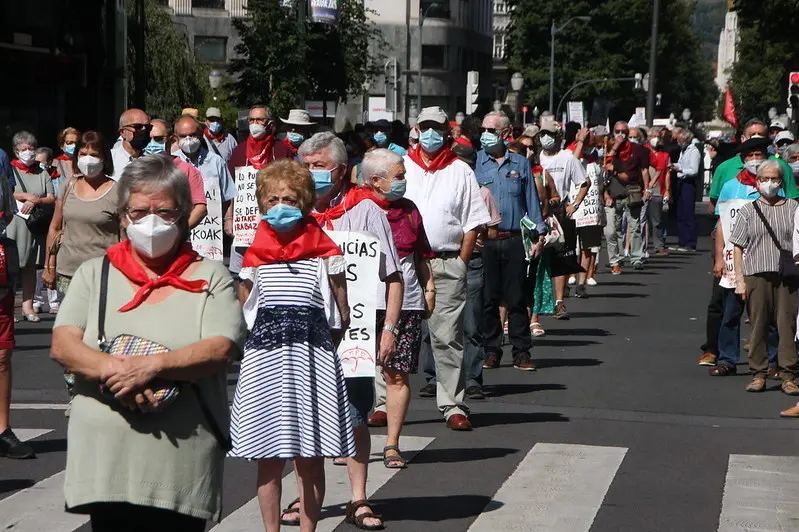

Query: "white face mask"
left=18, top=150, right=36, bottom=166
left=649, top=137, right=659, bottom=148
left=179, top=136, right=201, bottom=155
left=125, top=214, right=182, bottom=259
left=77, top=155, right=104, bottom=177
left=744, top=159, right=764, bottom=176
left=758, top=180, right=781, bottom=198
left=540, top=134, right=556, bottom=150
left=249, top=123, right=267, bottom=139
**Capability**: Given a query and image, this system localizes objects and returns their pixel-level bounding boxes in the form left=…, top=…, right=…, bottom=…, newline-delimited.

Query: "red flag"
left=724, top=88, right=739, bottom=129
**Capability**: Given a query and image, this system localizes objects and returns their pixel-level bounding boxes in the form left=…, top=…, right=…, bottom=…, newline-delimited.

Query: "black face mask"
left=129, top=128, right=152, bottom=152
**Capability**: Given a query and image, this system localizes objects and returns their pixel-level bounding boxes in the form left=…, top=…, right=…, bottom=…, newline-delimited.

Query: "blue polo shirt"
left=475, top=149, right=546, bottom=234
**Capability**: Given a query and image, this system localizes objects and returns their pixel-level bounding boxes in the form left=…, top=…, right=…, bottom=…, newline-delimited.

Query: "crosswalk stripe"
left=15, top=428, right=53, bottom=441
left=210, top=434, right=434, bottom=531
left=0, top=472, right=89, bottom=532
left=467, top=443, right=627, bottom=532
left=718, top=454, right=799, bottom=531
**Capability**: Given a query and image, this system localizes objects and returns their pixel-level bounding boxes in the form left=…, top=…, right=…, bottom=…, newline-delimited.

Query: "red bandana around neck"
left=242, top=218, right=341, bottom=267
left=10, top=159, right=39, bottom=173
left=616, top=140, right=633, bottom=161
left=406, top=145, right=459, bottom=173
left=204, top=127, right=225, bottom=142
left=282, top=137, right=299, bottom=158
left=737, top=169, right=758, bottom=187
left=55, top=154, right=72, bottom=161
left=107, top=241, right=207, bottom=312
left=246, top=134, right=275, bottom=170
left=311, top=187, right=375, bottom=229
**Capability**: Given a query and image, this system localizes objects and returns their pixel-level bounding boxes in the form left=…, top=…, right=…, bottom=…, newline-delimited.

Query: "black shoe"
left=418, top=383, right=436, bottom=398
left=575, top=285, right=588, bottom=298
left=465, top=386, right=485, bottom=400
left=0, top=428, right=35, bottom=459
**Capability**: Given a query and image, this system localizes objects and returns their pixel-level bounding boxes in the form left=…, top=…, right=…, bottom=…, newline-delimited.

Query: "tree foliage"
left=229, top=0, right=386, bottom=117
left=505, top=0, right=716, bottom=122
left=126, top=0, right=203, bottom=121
left=728, top=0, right=799, bottom=121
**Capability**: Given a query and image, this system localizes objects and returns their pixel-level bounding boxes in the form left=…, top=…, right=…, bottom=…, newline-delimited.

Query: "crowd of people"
left=0, top=101, right=797, bottom=531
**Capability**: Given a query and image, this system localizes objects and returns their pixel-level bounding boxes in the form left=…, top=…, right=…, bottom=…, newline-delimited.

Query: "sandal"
left=23, top=313, right=40, bottom=323
left=345, top=500, right=385, bottom=531
left=333, top=457, right=348, bottom=466
left=529, top=322, right=545, bottom=337
left=279, top=497, right=301, bottom=527
left=708, top=364, right=736, bottom=376
left=382, top=445, right=407, bottom=469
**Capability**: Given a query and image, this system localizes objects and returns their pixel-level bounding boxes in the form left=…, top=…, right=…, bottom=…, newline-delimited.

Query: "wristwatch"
left=384, top=323, right=400, bottom=336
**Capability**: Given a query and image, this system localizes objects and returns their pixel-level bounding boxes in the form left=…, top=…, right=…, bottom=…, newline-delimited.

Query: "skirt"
left=376, top=309, right=424, bottom=373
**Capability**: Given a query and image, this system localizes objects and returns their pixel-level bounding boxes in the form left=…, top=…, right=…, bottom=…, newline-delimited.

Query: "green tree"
left=126, top=0, right=203, bottom=121
left=505, top=0, right=716, bottom=122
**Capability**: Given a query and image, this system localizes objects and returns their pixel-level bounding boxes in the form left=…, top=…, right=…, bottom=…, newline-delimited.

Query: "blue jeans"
left=718, top=288, right=777, bottom=369
left=423, top=256, right=484, bottom=388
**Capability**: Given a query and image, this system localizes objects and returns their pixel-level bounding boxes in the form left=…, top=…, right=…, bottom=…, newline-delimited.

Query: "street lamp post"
left=417, top=3, right=440, bottom=114
left=208, top=70, right=223, bottom=102
left=549, top=16, right=591, bottom=113
left=510, top=72, right=524, bottom=124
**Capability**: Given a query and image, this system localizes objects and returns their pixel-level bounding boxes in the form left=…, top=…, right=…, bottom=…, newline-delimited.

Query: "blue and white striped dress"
left=229, top=258, right=355, bottom=459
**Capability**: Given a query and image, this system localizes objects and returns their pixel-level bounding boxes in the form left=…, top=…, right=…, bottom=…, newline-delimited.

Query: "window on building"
left=422, top=45, right=447, bottom=70
left=494, top=0, right=506, bottom=14
left=421, top=0, right=450, bottom=19
left=493, top=33, right=505, bottom=60
left=194, top=36, right=227, bottom=63
left=192, top=0, right=226, bottom=8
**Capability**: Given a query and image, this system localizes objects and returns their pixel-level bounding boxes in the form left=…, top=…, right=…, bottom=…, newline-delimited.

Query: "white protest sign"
left=191, top=176, right=223, bottom=261
left=567, top=101, right=585, bottom=126
left=574, top=162, right=605, bottom=228
left=233, top=166, right=259, bottom=248
left=718, top=198, right=749, bottom=289
left=328, top=231, right=380, bottom=378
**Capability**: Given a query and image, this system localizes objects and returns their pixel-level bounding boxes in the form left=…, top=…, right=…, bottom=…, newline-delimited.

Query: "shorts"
left=0, top=291, right=15, bottom=349
left=577, top=226, right=603, bottom=251
left=345, top=377, right=374, bottom=427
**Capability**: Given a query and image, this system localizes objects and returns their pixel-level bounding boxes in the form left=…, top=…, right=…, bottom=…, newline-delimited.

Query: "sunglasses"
left=614, top=130, right=628, bottom=134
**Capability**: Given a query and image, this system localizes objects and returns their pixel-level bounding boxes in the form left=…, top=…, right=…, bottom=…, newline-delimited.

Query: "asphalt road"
left=4, top=234, right=799, bottom=532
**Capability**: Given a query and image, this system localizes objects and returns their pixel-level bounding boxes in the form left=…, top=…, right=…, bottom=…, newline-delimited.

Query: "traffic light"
left=789, top=72, right=799, bottom=106
left=466, top=71, right=479, bottom=115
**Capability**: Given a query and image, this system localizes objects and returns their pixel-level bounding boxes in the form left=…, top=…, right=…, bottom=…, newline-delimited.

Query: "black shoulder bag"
left=752, top=201, right=799, bottom=278
left=12, top=168, right=55, bottom=235
left=97, top=256, right=232, bottom=451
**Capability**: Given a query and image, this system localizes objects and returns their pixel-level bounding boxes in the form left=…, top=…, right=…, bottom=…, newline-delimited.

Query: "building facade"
left=714, top=6, right=738, bottom=92
left=491, top=0, right=511, bottom=102
left=159, top=0, right=245, bottom=66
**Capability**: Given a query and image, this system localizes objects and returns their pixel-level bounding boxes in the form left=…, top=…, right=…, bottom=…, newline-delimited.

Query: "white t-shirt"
left=110, top=145, right=134, bottom=182
left=402, top=157, right=491, bottom=252
left=539, top=150, right=587, bottom=202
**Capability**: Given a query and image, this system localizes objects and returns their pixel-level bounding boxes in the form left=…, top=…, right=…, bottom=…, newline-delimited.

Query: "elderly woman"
left=50, top=155, right=246, bottom=530
left=229, top=159, right=354, bottom=532
left=362, top=149, right=435, bottom=469
left=8, top=131, right=56, bottom=322
left=729, top=159, right=799, bottom=395
left=55, top=127, right=81, bottom=181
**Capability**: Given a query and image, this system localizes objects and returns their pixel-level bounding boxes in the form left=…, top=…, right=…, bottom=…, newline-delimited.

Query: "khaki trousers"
left=745, top=273, right=798, bottom=379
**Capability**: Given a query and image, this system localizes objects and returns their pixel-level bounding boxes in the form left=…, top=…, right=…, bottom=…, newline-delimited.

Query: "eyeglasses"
left=125, top=207, right=181, bottom=224
left=481, top=127, right=499, bottom=134
left=248, top=117, right=270, bottom=124
left=150, top=135, right=167, bottom=143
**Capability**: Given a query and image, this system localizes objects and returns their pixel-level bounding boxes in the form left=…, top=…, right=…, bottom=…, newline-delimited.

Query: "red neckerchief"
left=10, top=160, right=39, bottom=173
left=47, top=167, right=60, bottom=179
left=616, top=140, right=633, bottom=161
left=246, top=134, right=275, bottom=170
left=737, top=169, right=757, bottom=187
left=311, top=187, right=375, bottom=229
left=282, top=137, right=298, bottom=158
left=566, top=141, right=578, bottom=152
left=367, top=190, right=391, bottom=210
left=242, top=218, right=341, bottom=267
left=203, top=127, right=226, bottom=143
left=55, top=154, right=72, bottom=161
left=406, top=145, right=459, bottom=173
left=107, top=241, right=207, bottom=312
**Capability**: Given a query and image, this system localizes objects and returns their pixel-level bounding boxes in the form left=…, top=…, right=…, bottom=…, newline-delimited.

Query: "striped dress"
left=229, top=258, right=355, bottom=459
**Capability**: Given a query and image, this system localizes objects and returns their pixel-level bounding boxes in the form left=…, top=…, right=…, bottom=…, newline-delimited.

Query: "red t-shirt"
left=172, top=158, right=207, bottom=205
left=649, top=150, right=671, bottom=194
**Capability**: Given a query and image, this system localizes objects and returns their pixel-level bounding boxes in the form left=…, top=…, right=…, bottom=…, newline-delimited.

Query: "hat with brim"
left=737, top=137, right=771, bottom=156
left=416, top=106, right=448, bottom=126
left=281, top=109, right=314, bottom=126
left=775, top=130, right=795, bottom=145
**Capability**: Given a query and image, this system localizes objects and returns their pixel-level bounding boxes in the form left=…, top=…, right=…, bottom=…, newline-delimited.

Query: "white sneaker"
left=568, top=276, right=577, bottom=285
left=586, top=278, right=598, bottom=286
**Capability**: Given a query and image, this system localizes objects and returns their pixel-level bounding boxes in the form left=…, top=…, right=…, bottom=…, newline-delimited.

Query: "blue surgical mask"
left=790, top=161, right=799, bottom=176
left=208, top=121, right=223, bottom=135
left=263, top=204, right=303, bottom=232
left=382, top=178, right=407, bottom=202
left=373, top=131, right=388, bottom=145
left=143, top=139, right=166, bottom=155
left=480, top=132, right=500, bottom=149
left=419, top=128, right=445, bottom=154
left=596, top=148, right=605, bottom=158
left=64, top=144, right=75, bottom=156
left=287, top=132, right=305, bottom=146
left=310, top=169, right=334, bottom=196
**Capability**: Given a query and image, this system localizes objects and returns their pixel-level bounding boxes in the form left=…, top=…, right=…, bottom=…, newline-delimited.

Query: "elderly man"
left=227, top=106, right=293, bottom=275
left=110, top=108, right=153, bottom=180
left=280, top=109, right=315, bottom=158
left=372, top=119, right=407, bottom=156
left=403, top=106, right=490, bottom=431
left=278, top=132, right=402, bottom=531
left=172, top=116, right=237, bottom=236
left=203, top=107, right=238, bottom=163
left=475, top=112, right=546, bottom=373
left=602, top=121, right=651, bottom=273
left=671, top=130, right=701, bottom=252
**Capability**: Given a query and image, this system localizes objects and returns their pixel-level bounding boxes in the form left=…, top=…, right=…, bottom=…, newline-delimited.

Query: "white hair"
left=361, top=149, right=402, bottom=183
left=298, top=132, right=348, bottom=167
left=484, top=111, right=511, bottom=129
left=758, top=159, right=785, bottom=180
left=12, top=131, right=37, bottom=152
left=118, top=155, right=193, bottom=223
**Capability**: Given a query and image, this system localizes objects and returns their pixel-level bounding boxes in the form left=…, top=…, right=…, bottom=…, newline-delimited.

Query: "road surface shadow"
left=570, top=311, right=634, bottom=318
left=0, top=478, right=35, bottom=494
left=411, top=446, right=519, bottom=464
left=588, top=293, right=648, bottom=299
left=545, top=328, right=610, bottom=336
left=531, top=339, right=601, bottom=347
left=485, top=383, right=567, bottom=397
left=29, top=438, right=67, bottom=454
left=368, top=494, right=499, bottom=523
left=533, top=357, right=603, bottom=369
left=596, top=281, right=645, bottom=287
left=470, top=412, right=569, bottom=428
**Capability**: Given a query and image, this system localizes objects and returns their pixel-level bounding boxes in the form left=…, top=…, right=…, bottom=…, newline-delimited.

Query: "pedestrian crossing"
left=3, top=428, right=799, bottom=532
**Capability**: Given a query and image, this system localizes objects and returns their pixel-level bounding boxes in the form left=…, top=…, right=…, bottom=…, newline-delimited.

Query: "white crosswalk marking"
left=211, top=435, right=434, bottom=531
left=467, top=443, right=628, bottom=532
left=718, top=454, right=799, bottom=531
left=14, top=428, right=53, bottom=441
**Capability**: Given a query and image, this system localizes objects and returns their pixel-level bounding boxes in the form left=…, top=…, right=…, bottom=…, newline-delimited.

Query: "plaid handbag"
left=96, top=256, right=231, bottom=451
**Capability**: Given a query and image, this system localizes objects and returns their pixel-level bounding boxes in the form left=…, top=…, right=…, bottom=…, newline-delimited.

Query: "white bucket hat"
left=281, top=109, right=314, bottom=126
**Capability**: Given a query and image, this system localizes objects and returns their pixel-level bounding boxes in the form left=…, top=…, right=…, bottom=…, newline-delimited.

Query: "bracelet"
left=383, top=323, right=400, bottom=336
left=44, top=266, right=55, bottom=270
